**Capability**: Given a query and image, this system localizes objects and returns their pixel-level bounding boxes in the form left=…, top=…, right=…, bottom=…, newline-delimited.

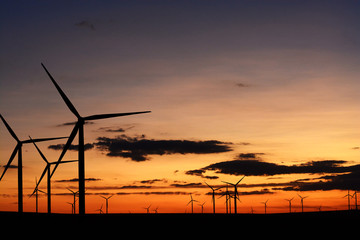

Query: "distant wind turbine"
left=0, top=114, right=67, bottom=213
left=67, top=188, right=79, bottom=214
left=198, top=201, right=206, bottom=214
left=187, top=193, right=198, bottom=214
left=96, top=204, right=104, bottom=214
left=100, top=195, right=113, bottom=214
left=29, top=136, right=77, bottom=213
left=144, top=204, right=152, bottom=214
left=40, top=63, right=151, bottom=215
left=343, top=190, right=352, bottom=211
left=222, top=176, right=245, bottom=214
left=285, top=197, right=294, bottom=213
left=353, top=191, right=358, bottom=211
left=298, top=194, right=308, bottom=213
left=204, top=182, right=221, bottom=214
left=261, top=199, right=269, bottom=214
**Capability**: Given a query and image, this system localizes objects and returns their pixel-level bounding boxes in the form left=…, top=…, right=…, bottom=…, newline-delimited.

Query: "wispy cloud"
left=48, top=143, right=94, bottom=151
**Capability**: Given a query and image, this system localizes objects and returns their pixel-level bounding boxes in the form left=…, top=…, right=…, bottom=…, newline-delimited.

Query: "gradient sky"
left=1, top=0, right=360, bottom=213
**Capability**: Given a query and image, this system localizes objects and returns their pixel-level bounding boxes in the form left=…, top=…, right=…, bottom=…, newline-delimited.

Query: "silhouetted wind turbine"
left=353, top=191, right=358, bottom=211
left=187, top=193, right=198, bottom=214
left=67, top=188, right=79, bottom=214
left=205, top=182, right=221, bottom=214
left=29, top=136, right=77, bottom=213
left=100, top=195, right=113, bottom=214
left=285, top=197, right=294, bottom=213
left=198, top=201, right=206, bottom=214
left=222, top=176, right=245, bottom=214
left=96, top=204, right=104, bottom=214
left=261, top=199, right=269, bottom=214
left=298, top=194, right=308, bottom=213
left=31, top=177, right=46, bottom=213
left=144, top=204, right=151, bottom=214
left=0, top=114, right=67, bottom=213
left=41, top=63, right=151, bottom=215
left=343, top=190, right=352, bottom=211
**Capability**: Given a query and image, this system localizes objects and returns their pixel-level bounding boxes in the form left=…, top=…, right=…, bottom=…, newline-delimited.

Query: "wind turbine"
left=67, top=188, right=79, bottom=214
left=343, top=190, right=352, bottom=211
left=187, top=193, right=198, bottom=214
left=29, top=136, right=77, bottom=213
left=100, top=195, right=113, bottom=214
left=144, top=204, right=151, bottom=214
left=218, top=184, right=231, bottom=214
left=298, top=194, right=308, bottom=213
left=0, top=114, right=67, bottom=213
left=198, top=201, right=206, bottom=214
left=204, top=182, right=221, bottom=214
left=30, top=177, right=46, bottom=213
left=40, top=63, right=151, bottom=215
left=153, top=207, right=159, bottom=214
left=353, top=191, right=358, bottom=211
left=285, top=197, right=294, bottom=213
left=261, top=199, right=269, bottom=214
left=96, top=204, right=104, bottom=214
left=222, top=176, right=245, bottom=214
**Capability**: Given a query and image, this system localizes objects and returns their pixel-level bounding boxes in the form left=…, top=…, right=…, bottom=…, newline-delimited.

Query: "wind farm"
left=1, top=1, right=360, bottom=223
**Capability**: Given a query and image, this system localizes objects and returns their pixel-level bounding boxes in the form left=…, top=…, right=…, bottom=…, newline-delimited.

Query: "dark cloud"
left=138, top=178, right=168, bottom=184
left=55, top=177, right=101, bottom=183
left=277, top=170, right=360, bottom=191
left=184, top=169, right=218, bottom=179
left=75, top=20, right=95, bottom=30
left=48, top=143, right=94, bottom=151
left=94, top=135, right=232, bottom=162
left=170, top=182, right=204, bottom=188
left=198, top=159, right=357, bottom=176
left=97, top=127, right=125, bottom=133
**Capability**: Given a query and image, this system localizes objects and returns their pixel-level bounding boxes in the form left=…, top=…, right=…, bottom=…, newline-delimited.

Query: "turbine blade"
left=236, top=176, right=246, bottom=185
left=0, top=145, right=19, bottom=181
left=222, top=181, right=234, bottom=186
left=0, top=114, right=19, bottom=142
left=50, top=124, right=79, bottom=178
left=41, top=63, right=81, bottom=118
left=22, top=136, right=68, bottom=144
left=204, top=182, right=214, bottom=191
left=83, top=111, right=151, bottom=121
left=28, top=136, right=49, bottom=164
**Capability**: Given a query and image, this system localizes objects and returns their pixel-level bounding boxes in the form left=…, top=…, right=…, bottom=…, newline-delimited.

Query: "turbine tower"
left=40, top=63, right=151, bottom=215
left=222, top=175, right=245, bottom=214
left=29, top=136, right=77, bottom=213
left=0, top=114, right=67, bottom=213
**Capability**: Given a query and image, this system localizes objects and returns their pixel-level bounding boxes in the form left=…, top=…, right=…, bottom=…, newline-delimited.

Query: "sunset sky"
left=1, top=0, right=360, bottom=214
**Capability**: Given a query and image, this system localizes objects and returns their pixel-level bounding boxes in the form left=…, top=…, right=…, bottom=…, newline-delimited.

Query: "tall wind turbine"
left=285, top=197, right=294, bottom=213
left=0, top=114, right=67, bottom=213
left=298, top=194, right=308, bottom=213
left=205, top=182, right=221, bottom=214
left=100, top=195, right=113, bottom=214
left=29, top=136, right=77, bottom=213
left=41, top=63, right=151, bottom=215
left=187, top=193, right=198, bottom=214
left=144, top=204, right=152, bottom=214
left=222, top=176, right=245, bottom=214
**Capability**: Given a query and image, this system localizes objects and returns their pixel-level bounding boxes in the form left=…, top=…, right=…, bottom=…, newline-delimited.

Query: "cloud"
left=55, top=177, right=101, bottom=183
left=198, top=159, right=358, bottom=176
left=75, top=20, right=95, bottom=31
left=48, top=143, right=94, bottom=151
left=94, top=134, right=232, bottom=161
